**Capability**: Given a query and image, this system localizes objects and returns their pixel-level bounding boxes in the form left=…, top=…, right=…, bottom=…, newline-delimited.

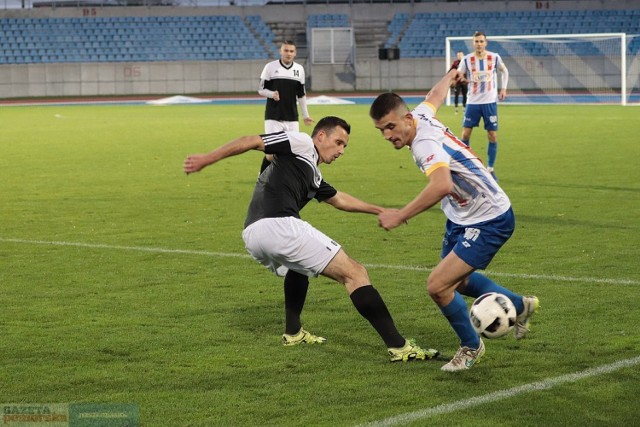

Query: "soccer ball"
left=469, top=292, right=516, bottom=339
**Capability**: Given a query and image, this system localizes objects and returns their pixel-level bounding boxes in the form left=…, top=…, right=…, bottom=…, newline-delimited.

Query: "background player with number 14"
left=258, top=40, right=314, bottom=173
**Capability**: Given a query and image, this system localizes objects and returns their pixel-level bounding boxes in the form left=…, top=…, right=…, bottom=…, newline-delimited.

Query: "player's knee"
left=426, top=276, right=448, bottom=305
left=343, top=260, right=370, bottom=291
left=349, top=260, right=370, bottom=284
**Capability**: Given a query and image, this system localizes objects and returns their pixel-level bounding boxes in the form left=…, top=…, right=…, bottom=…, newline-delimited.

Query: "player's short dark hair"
left=312, top=116, right=350, bottom=137
left=281, top=40, right=296, bottom=47
left=369, top=92, right=408, bottom=120
left=473, top=31, right=487, bottom=39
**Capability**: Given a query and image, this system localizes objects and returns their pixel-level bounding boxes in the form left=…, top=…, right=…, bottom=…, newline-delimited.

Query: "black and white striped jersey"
left=244, top=131, right=337, bottom=228
left=259, top=60, right=306, bottom=122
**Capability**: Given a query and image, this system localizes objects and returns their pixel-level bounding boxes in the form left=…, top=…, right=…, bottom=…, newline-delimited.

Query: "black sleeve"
left=315, top=180, right=338, bottom=202
left=297, top=82, right=306, bottom=98
left=260, top=132, right=293, bottom=156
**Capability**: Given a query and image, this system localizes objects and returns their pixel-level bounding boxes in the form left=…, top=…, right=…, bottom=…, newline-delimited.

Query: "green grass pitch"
left=1, top=101, right=639, bottom=426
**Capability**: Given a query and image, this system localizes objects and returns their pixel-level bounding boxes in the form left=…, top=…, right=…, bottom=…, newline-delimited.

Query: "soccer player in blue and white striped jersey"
left=183, top=117, right=439, bottom=362
left=370, top=69, right=538, bottom=371
left=457, top=31, right=509, bottom=181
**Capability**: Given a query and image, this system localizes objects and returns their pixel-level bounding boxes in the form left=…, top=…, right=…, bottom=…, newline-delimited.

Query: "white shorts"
left=264, top=120, right=299, bottom=133
left=242, top=217, right=342, bottom=277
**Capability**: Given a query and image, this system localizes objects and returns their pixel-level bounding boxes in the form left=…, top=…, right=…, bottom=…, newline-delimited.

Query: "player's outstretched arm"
left=184, top=135, right=265, bottom=174
left=378, top=167, right=453, bottom=230
left=324, top=191, right=384, bottom=215
left=425, top=69, right=462, bottom=112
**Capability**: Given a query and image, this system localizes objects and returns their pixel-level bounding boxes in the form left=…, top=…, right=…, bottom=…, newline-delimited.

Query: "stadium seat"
left=3, top=9, right=639, bottom=65
left=388, top=8, right=640, bottom=58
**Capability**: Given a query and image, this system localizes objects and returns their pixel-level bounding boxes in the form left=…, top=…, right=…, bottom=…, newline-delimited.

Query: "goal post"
left=445, top=33, right=637, bottom=106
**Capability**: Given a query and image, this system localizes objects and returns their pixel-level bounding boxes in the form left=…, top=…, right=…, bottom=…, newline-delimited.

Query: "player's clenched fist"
left=184, top=154, right=207, bottom=174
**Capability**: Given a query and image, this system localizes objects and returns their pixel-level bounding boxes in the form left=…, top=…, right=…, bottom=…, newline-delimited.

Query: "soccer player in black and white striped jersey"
left=184, top=116, right=439, bottom=362
left=258, top=41, right=314, bottom=173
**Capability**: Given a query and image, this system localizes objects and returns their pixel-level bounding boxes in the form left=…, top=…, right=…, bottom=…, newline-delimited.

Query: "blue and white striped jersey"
left=410, top=102, right=511, bottom=225
left=458, top=52, right=508, bottom=105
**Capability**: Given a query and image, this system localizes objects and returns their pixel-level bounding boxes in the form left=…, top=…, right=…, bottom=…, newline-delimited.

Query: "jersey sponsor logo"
left=472, top=70, right=492, bottom=83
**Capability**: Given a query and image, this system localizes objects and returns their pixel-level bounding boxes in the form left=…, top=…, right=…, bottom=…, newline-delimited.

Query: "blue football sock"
left=440, top=291, right=480, bottom=349
left=462, top=272, right=524, bottom=314
left=487, top=142, right=498, bottom=168
left=462, top=139, right=470, bottom=147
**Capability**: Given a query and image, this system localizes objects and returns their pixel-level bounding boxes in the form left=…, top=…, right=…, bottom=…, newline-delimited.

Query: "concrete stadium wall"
left=0, top=55, right=622, bottom=99
left=0, top=60, right=269, bottom=98
left=0, top=58, right=449, bottom=98
left=320, top=58, right=445, bottom=92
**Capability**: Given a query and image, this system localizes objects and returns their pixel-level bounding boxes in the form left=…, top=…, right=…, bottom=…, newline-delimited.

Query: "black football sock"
left=350, top=285, right=405, bottom=348
left=284, top=270, right=309, bottom=335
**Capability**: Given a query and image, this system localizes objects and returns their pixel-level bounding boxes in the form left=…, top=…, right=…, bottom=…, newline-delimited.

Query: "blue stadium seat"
left=4, top=10, right=639, bottom=65
left=388, top=8, right=640, bottom=58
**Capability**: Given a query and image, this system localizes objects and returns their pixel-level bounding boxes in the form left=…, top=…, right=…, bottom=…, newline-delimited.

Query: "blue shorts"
left=441, top=208, right=515, bottom=270
left=463, top=103, right=499, bottom=131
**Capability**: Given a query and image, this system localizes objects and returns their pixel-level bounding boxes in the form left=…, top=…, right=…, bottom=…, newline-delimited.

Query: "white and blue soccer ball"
left=469, top=292, right=516, bottom=339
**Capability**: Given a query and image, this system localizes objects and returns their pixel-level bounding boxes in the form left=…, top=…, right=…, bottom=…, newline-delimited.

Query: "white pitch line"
left=357, top=355, right=640, bottom=427
left=365, top=263, right=640, bottom=285
left=0, top=237, right=251, bottom=259
left=1, top=237, right=638, bottom=286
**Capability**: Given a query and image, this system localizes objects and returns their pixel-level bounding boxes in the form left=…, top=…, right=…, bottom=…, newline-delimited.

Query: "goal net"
left=446, top=33, right=640, bottom=105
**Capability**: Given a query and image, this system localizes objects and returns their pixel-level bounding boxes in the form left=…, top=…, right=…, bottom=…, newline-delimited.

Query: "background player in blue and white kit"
left=456, top=31, right=509, bottom=180
left=183, top=116, right=439, bottom=363
left=258, top=41, right=314, bottom=173
left=369, top=69, right=538, bottom=371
